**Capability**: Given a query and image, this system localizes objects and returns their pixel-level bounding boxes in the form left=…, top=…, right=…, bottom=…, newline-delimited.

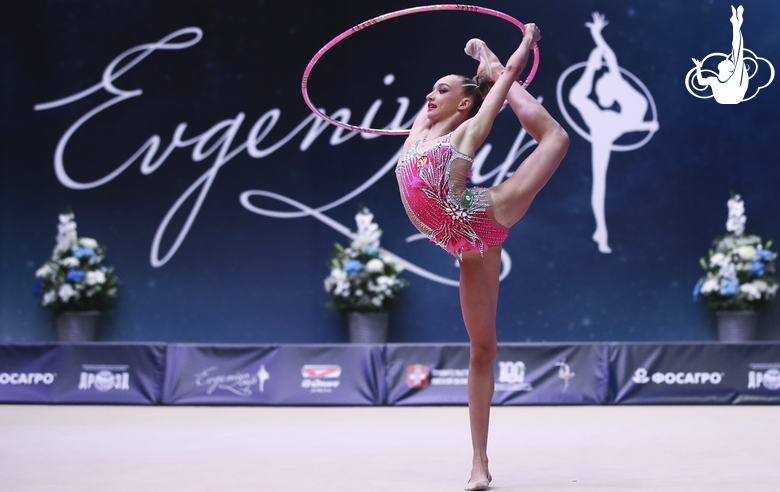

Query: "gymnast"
left=395, top=24, right=569, bottom=490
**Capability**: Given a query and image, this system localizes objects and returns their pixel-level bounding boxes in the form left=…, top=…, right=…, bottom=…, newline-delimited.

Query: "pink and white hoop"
left=301, top=4, right=539, bottom=136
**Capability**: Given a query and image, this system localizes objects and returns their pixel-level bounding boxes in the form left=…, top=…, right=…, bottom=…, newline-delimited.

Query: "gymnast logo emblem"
left=557, top=12, right=659, bottom=255
left=685, top=5, right=774, bottom=104
left=555, top=360, right=576, bottom=392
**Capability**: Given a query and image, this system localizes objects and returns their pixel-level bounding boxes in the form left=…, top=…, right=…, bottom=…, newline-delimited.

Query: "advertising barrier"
left=1, top=342, right=779, bottom=405
left=386, top=344, right=609, bottom=405
left=163, top=344, right=384, bottom=405
left=0, top=343, right=166, bottom=404
left=609, top=343, right=780, bottom=404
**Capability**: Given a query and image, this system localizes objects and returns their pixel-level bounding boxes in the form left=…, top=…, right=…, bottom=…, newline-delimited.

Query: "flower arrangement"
left=324, top=208, right=408, bottom=314
left=34, top=211, right=119, bottom=313
left=694, top=194, right=778, bottom=311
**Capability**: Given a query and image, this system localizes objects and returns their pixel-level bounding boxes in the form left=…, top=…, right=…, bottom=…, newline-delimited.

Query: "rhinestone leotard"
left=395, top=133, right=509, bottom=258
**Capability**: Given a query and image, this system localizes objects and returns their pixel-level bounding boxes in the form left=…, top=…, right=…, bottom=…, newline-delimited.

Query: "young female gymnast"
left=395, top=24, right=569, bottom=490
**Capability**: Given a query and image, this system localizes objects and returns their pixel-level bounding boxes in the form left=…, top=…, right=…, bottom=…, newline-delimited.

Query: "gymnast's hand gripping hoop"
left=301, top=4, right=539, bottom=136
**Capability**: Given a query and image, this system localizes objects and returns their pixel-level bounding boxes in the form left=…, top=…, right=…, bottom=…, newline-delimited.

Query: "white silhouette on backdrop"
left=686, top=5, right=774, bottom=104
left=557, top=12, right=658, bottom=254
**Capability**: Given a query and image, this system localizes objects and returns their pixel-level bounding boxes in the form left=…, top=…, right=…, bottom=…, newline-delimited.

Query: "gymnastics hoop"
left=301, top=4, right=539, bottom=136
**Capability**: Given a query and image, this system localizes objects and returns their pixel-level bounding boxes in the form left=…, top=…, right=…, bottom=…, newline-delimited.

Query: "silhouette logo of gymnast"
left=685, top=5, right=774, bottom=104
left=557, top=12, right=659, bottom=254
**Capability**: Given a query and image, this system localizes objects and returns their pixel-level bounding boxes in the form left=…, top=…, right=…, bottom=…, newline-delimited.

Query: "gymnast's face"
left=426, top=75, right=470, bottom=120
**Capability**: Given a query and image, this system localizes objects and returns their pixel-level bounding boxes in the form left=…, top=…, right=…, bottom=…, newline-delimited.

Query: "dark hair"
left=457, top=74, right=491, bottom=118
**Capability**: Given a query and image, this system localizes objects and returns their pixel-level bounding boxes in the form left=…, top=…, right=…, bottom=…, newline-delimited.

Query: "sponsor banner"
left=0, top=344, right=60, bottom=403
left=386, top=344, right=608, bottom=406
left=53, top=343, right=166, bottom=404
left=493, top=344, right=608, bottom=405
left=0, top=343, right=165, bottom=404
left=163, top=344, right=383, bottom=405
left=609, top=343, right=780, bottom=404
left=271, top=345, right=384, bottom=405
left=163, top=345, right=278, bottom=405
left=386, top=344, right=471, bottom=405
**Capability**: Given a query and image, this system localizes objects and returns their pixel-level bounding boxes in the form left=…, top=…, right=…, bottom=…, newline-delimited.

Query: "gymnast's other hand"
left=585, top=12, right=608, bottom=32
left=691, top=58, right=702, bottom=68
left=523, top=23, right=541, bottom=47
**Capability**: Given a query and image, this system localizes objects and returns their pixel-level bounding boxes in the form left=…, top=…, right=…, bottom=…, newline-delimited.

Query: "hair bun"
left=472, top=75, right=491, bottom=98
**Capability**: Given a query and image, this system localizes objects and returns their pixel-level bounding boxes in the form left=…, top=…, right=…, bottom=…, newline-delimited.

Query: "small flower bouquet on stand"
left=34, top=211, right=119, bottom=341
left=694, top=195, right=778, bottom=341
left=324, top=207, right=408, bottom=343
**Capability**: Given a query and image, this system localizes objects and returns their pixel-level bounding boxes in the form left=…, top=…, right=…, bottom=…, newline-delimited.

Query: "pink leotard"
left=396, top=133, right=509, bottom=258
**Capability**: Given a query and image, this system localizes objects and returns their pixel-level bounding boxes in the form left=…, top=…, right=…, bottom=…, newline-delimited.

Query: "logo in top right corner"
left=685, top=5, right=774, bottom=104
left=748, top=364, right=780, bottom=391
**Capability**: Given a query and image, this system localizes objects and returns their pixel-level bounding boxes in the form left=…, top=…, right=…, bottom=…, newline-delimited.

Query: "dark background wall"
left=2, top=0, right=778, bottom=343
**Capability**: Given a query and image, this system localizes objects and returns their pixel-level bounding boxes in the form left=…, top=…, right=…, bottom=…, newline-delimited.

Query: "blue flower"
left=66, top=270, right=86, bottom=282
left=720, top=279, right=739, bottom=296
left=757, top=249, right=773, bottom=261
left=693, top=280, right=703, bottom=301
left=72, top=247, right=96, bottom=258
left=367, top=246, right=379, bottom=256
left=33, top=280, right=43, bottom=296
left=750, top=261, right=765, bottom=276
left=342, top=260, right=363, bottom=275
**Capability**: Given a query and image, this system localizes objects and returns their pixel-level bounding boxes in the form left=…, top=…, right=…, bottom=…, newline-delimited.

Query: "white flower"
left=35, top=264, right=54, bottom=278
left=726, top=216, right=746, bottom=236
left=727, top=195, right=744, bottom=217
left=59, top=213, right=75, bottom=223
left=85, top=270, right=106, bottom=286
left=355, top=210, right=374, bottom=231
left=701, top=277, right=719, bottom=294
left=709, top=253, right=726, bottom=268
left=61, top=257, right=79, bottom=268
left=371, top=297, right=383, bottom=307
left=42, top=291, right=57, bottom=306
left=366, top=259, right=384, bottom=272
left=739, top=282, right=762, bottom=301
left=353, top=210, right=381, bottom=252
left=334, top=280, right=350, bottom=297
left=718, top=261, right=737, bottom=281
left=58, top=284, right=78, bottom=302
left=726, top=195, right=746, bottom=236
left=754, top=280, right=769, bottom=293
left=79, top=237, right=98, bottom=249
left=736, top=246, right=756, bottom=260
left=376, top=276, right=395, bottom=289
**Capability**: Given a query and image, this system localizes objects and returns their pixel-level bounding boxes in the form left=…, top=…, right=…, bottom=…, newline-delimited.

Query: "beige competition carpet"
left=1, top=404, right=778, bottom=492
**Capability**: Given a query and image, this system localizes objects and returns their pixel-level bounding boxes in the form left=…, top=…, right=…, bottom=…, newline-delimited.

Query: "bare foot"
left=464, top=39, right=505, bottom=82
left=467, top=457, right=492, bottom=486
left=592, top=229, right=612, bottom=254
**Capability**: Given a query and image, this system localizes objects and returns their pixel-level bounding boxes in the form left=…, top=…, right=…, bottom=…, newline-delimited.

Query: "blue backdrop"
left=1, top=0, right=778, bottom=343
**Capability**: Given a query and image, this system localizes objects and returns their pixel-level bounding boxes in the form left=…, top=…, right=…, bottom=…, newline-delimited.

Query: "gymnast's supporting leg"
left=459, top=245, right=502, bottom=489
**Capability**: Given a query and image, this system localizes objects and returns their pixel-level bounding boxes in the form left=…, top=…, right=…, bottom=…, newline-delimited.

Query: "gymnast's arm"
left=570, top=47, right=603, bottom=110
left=588, top=13, right=619, bottom=76
left=692, top=58, right=712, bottom=87
left=455, top=24, right=541, bottom=154
left=402, top=102, right=432, bottom=150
